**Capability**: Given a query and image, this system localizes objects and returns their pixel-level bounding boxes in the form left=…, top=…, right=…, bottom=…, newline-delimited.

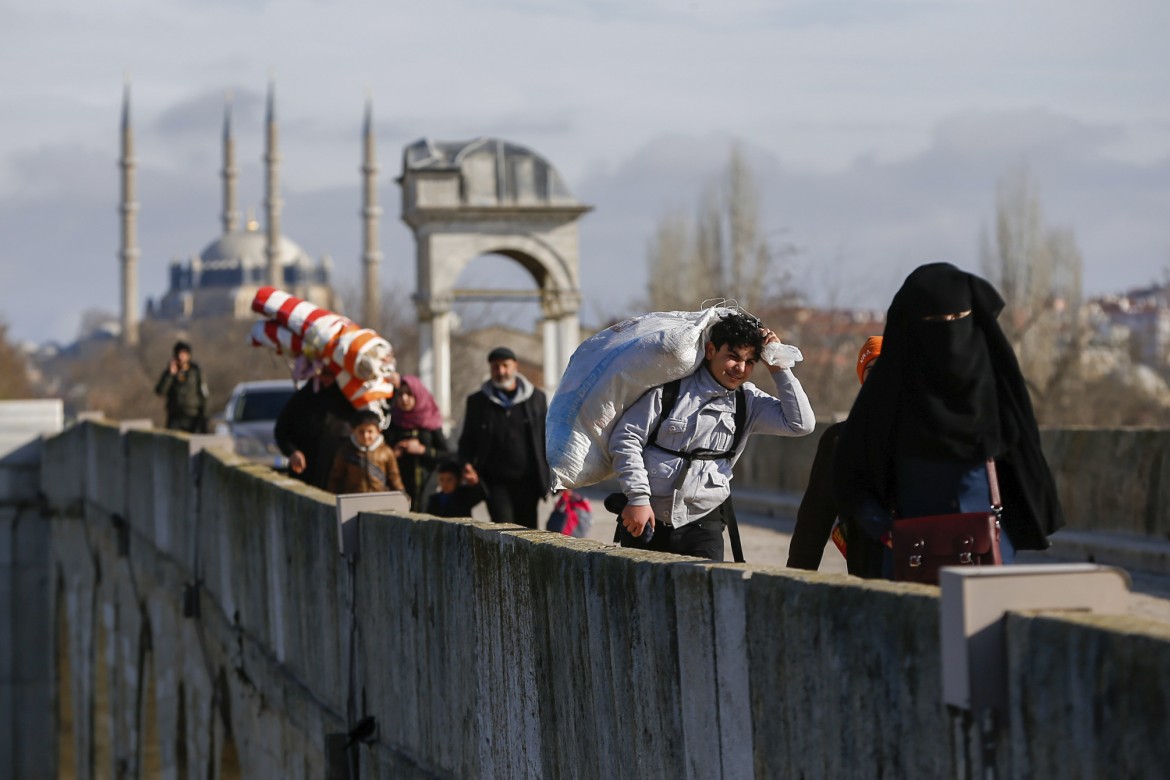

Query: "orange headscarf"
left=856, top=336, right=883, bottom=385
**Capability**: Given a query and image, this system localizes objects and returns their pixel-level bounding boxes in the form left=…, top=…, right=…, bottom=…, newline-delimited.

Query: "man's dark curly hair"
left=708, top=311, right=764, bottom=357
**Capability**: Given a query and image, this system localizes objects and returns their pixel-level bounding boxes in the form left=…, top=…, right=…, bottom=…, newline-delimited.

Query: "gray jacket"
left=609, top=365, right=814, bottom=528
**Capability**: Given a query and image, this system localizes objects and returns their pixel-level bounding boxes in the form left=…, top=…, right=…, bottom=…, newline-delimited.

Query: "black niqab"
left=894, top=263, right=1003, bottom=460
left=833, top=262, right=1064, bottom=550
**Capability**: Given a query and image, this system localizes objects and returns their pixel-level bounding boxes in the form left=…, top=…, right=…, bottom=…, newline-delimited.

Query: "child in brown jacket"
left=327, top=410, right=405, bottom=494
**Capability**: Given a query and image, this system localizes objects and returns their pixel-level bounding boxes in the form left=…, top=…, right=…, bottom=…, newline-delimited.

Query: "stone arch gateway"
left=398, top=138, right=591, bottom=419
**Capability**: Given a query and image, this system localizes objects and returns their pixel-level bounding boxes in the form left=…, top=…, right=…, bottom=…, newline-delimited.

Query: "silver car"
left=216, top=379, right=297, bottom=467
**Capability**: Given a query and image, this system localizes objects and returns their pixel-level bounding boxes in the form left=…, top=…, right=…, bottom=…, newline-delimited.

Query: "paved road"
left=507, top=487, right=1170, bottom=626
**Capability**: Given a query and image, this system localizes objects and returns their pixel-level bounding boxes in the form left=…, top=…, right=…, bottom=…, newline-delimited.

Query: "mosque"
left=115, top=81, right=589, bottom=409
left=115, top=83, right=382, bottom=344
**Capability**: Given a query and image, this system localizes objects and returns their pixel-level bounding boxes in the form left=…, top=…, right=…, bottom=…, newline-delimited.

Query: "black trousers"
left=483, top=477, right=540, bottom=529
left=618, top=498, right=732, bottom=562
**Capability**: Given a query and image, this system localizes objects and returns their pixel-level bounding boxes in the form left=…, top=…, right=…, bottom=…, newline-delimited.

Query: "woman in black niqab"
left=832, top=263, right=1064, bottom=577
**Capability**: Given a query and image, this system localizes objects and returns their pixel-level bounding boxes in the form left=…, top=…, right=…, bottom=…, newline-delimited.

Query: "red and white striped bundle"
left=249, top=287, right=396, bottom=416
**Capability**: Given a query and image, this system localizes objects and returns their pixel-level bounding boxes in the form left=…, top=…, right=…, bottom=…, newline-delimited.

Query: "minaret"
left=360, top=96, right=382, bottom=327
left=221, top=93, right=239, bottom=234
left=118, top=81, right=140, bottom=346
left=264, top=80, right=282, bottom=287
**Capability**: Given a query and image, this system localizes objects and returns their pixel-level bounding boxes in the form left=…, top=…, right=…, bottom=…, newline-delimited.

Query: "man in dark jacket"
left=273, top=371, right=354, bottom=490
left=155, top=341, right=209, bottom=432
left=458, top=347, right=551, bottom=528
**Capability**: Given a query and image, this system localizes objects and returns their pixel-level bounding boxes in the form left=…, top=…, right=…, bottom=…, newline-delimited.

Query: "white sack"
left=546, top=307, right=733, bottom=491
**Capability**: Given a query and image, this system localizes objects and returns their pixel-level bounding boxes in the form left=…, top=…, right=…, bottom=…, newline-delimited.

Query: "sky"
left=1, top=0, right=1168, bottom=345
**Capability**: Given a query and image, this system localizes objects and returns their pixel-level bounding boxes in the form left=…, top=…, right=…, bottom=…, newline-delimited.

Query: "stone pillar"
left=542, top=316, right=560, bottom=393
left=118, top=83, right=140, bottom=347
left=542, top=289, right=582, bottom=394
left=221, top=96, right=239, bottom=235
left=557, top=312, right=580, bottom=378
left=416, top=295, right=454, bottom=422
left=360, top=99, right=382, bottom=328
left=264, top=82, right=283, bottom=288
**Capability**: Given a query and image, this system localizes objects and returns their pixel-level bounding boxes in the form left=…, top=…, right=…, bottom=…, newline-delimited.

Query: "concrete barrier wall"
left=0, top=400, right=62, bottom=779
left=735, top=423, right=1170, bottom=538
left=1039, top=428, right=1170, bottom=537
left=38, top=422, right=1170, bottom=778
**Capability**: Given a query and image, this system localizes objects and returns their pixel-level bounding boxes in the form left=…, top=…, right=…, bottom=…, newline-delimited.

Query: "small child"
left=425, top=459, right=486, bottom=518
left=327, top=410, right=405, bottom=494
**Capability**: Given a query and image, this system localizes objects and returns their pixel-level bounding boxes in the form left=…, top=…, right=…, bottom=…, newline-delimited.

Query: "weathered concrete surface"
left=1005, top=611, right=1170, bottom=779
left=0, top=399, right=62, bottom=780
left=25, top=421, right=1170, bottom=778
left=1039, top=428, right=1170, bottom=538
left=737, top=423, right=1170, bottom=538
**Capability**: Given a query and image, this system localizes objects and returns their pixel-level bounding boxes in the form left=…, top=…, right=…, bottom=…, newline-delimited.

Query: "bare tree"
left=645, top=143, right=794, bottom=313
left=646, top=209, right=696, bottom=312
left=979, top=168, right=1089, bottom=418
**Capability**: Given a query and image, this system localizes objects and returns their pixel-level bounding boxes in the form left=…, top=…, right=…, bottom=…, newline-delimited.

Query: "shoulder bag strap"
left=986, top=457, right=1002, bottom=510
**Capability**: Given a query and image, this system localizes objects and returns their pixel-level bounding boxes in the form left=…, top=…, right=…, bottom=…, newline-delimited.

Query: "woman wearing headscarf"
left=832, top=263, right=1064, bottom=579
left=387, top=375, right=450, bottom=510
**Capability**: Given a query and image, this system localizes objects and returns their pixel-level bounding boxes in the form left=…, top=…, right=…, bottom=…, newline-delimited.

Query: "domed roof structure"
left=199, top=222, right=312, bottom=269
left=402, top=137, right=578, bottom=206
left=146, top=88, right=337, bottom=323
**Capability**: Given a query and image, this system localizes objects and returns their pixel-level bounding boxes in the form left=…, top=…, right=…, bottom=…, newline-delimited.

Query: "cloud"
left=930, top=109, right=1123, bottom=162
left=154, top=87, right=265, bottom=138
left=573, top=109, right=1170, bottom=318
left=3, top=86, right=1168, bottom=349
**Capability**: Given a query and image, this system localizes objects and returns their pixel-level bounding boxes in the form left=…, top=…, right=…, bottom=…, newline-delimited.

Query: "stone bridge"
left=3, top=413, right=1170, bottom=778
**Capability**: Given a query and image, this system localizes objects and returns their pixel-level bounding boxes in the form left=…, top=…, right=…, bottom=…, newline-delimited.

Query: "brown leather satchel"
left=892, top=459, right=1003, bottom=585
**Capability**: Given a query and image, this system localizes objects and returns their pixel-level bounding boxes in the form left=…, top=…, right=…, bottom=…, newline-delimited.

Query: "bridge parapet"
left=735, top=422, right=1170, bottom=538
left=24, top=421, right=1170, bottom=777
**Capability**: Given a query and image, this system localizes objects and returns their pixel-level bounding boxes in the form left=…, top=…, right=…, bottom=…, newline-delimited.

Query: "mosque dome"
left=198, top=220, right=311, bottom=269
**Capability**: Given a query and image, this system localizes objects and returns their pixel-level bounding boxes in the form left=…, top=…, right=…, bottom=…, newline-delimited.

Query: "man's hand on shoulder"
left=621, top=504, right=655, bottom=538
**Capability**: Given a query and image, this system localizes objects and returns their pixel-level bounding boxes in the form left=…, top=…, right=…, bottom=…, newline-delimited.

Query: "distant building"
left=1089, top=283, right=1170, bottom=370
left=152, top=216, right=334, bottom=321
left=118, top=83, right=385, bottom=334
left=144, top=85, right=336, bottom=324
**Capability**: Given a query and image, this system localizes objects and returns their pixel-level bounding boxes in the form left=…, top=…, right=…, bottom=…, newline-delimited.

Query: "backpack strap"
left=648, top=380, right=747, bottom=462
left=731, top=386, right=746, bottom=451
left=646, top=378, right=682, bottom=449
left=725, top=495, right=745, bottom=564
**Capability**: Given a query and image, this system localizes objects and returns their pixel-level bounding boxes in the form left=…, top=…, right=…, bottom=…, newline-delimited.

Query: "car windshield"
left=235, top=389, right=295, bottom=422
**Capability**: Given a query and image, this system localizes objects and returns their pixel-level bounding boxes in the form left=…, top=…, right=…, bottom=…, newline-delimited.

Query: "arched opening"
left=399, top=134, right=588, bottom=433
left=449, top=253, right=546, bottom=406
left=55, top=581, right=75, bottom=780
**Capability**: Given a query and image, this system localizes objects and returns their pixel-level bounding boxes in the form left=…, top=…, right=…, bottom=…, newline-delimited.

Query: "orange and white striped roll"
left=336, top=369, right=396, bottom=409
left=331, top=328, right=393, bottom=382
left=302, top=315, right=351, bottom=359
left=248, top=321, right=303, bottom=355
left=252, top=287, right=351, bottom=338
